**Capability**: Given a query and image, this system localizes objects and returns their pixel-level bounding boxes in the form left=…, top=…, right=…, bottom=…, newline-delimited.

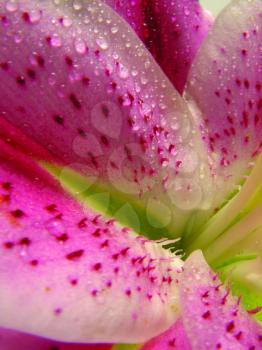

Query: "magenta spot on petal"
left=66, top=249, right=84, bottom=260
left=0, top=62, right=9, bottom=70
left=168, top=338, right=176, bottom=347
left=93, top=262, right=102, bottom=271
left=16, top=76, right=26, bottom=86
left=22, top=12, right=30, bottom=22
left=30, top=259, right=39, bottom=266
left=53, top=114, right=64, bottom=125
left=65, top=56, right=73, bottom=66
left=26, top=68, right=36, bottom=79
left=202, top=310, right=211, bottom=319
left=226, top=320, right=235, bottom=333
left=91, top=289, right=98, bottom=297
left=69, top=93, right=81, bottom=109
left=78, top=217, right=87, bottom=228
left=36, top=54, right=45, bottom=67
left=125, top=288, right=132, bottom=297
left=2, top=181, right=12, bottom=190
left=45, top=204, right=57, bottom=213
left=56, top=233, right=69, bottom=242
left=82, top=76, right=90, bottom=86
left=69, top=278, right=78, bottom=286
left=54, top=308, right=62, bottom=316
left=11, top=209, right=24, bottom=218
left=18, top=237, right=31, bottom=246
left=3, top=241, right=14, bottom=249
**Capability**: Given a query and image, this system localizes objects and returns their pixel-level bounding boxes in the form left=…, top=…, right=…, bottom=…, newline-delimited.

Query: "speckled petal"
left=186, top=0, right=262, bottom=200
left=0, top=141, right=183, bottom=343
left=105, top=0, right=213, bottom=93
left=0, top=328, right=111, bottom=350
left=0, top=0, right=213, bottom=232
left=140, top=318, right=191, bottom=350
left=179, top=251, right=262, bottom=350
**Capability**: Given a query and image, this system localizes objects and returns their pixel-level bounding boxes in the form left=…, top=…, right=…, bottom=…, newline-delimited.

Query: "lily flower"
left=0, top=0, right=262, bottom=349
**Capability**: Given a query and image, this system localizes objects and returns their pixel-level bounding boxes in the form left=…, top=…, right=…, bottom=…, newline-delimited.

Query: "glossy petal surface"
left=0, top=328, right=111, bottom=350
left=105, top=0, right=213, bottom=93
left=0, top=0, right=213, bottom=235
left=0, top=141, right=183, bottom=343
left=186, top=0, right=262, bottom=199
left=179, top=251, right=262, bottom=350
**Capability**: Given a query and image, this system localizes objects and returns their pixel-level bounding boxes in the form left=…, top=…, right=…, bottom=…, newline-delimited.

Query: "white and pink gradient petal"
left=0, top=140, right=183, bottom=344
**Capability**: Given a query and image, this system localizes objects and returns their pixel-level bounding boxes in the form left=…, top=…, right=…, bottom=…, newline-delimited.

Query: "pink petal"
left=0, top=327, right=111, bottom=350
left=105, top=0, right=213, bottom=93
left=186, top=0, right=262, bottom=196
left=0, top=0, right=212, bottom=224
left=179, top=251, right=262, bottom=349
left=140, top=318, right=191, bottom=350
left=0, top=141, right=183, bottom=343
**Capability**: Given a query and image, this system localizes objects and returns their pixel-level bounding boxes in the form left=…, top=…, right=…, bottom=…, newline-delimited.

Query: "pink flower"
left=0, top=0, right=261, bottom=349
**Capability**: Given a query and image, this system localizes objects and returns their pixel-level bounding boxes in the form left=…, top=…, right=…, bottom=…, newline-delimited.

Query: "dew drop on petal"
left=48, top=72, right=57, bottom=86
left=45, top=218, right=66, bottom=239
left=50, top=35, right=62, bottom=47
left=169, top=178, right=203, bottom=211
left=73, top=0, right=82, bottom=11
left=29, top=10, right=42, bottom=24
left=96, top=37, right=108, bottom=50
left=175, top=147, right=199, bottom=174
left=111, top=26, right=119, bottom=34
left=6, top=0, right=18, bottom=12
left=118, top=64, right=129, bottom=79
left=62, top=16, right=72, bottom=27
left=75, top=38, right=86, bottom=54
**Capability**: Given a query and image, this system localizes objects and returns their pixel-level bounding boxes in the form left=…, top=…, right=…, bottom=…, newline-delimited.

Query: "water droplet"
left=73, top=0, right=82, bottom=10
left=141, top=76, right=148, bottom=85
left=118, top=64, right=129, bottom=79
left=75, top=38, right=86, bottom=54
left=62, top=16, right=72, bottom=27
left=48, top=72, right=57, bottom=86
left=184, top=7, right=190, bottom=16
left=50, top=35, right=62, bottom=47
left=175, top=147, right=199, bottom=174
left=96, top=37, right=108, bottom=50
left=111, top=26, right=119, bottom=34
left=144, top=60, right=151, bottom=69
left=131, top=69, right=138, bottom=77
left=29, top=10, right=42, bottom=23
left=14, top=31, right=23, bottom=44
left=169, top=178, right=202, bottom=211
left=45, top=218, right=66, bottom=239
left=6, top=0, right=18, bottom=12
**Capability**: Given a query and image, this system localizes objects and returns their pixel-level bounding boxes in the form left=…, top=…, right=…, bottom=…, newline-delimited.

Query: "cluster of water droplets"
left=3, top=0, right=215, bottom=213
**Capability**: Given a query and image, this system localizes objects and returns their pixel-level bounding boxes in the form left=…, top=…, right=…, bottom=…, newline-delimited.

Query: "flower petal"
left=0, top=0, right=213, bottom=234
left=104, top=0, right=213, bottom=93
left=179, top=251, right=262, bottom=349
left=0, top=141, right=183, bottom=343
left=140, top=318, right=191, bottom=350
left=186, top=0, right=262, bottom=200
left=0, top=328, right=111, bottom=350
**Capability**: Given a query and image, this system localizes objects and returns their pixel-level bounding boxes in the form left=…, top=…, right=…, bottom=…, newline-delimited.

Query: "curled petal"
left=0, top=141, right=183, bottom=343
left=186, top=0, right=262, bottom=202
left=141, top=251, right=262, bottom=350
left=105, top=0, right=213, bottom=93
left=179, top=251, right=262, bottom=349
